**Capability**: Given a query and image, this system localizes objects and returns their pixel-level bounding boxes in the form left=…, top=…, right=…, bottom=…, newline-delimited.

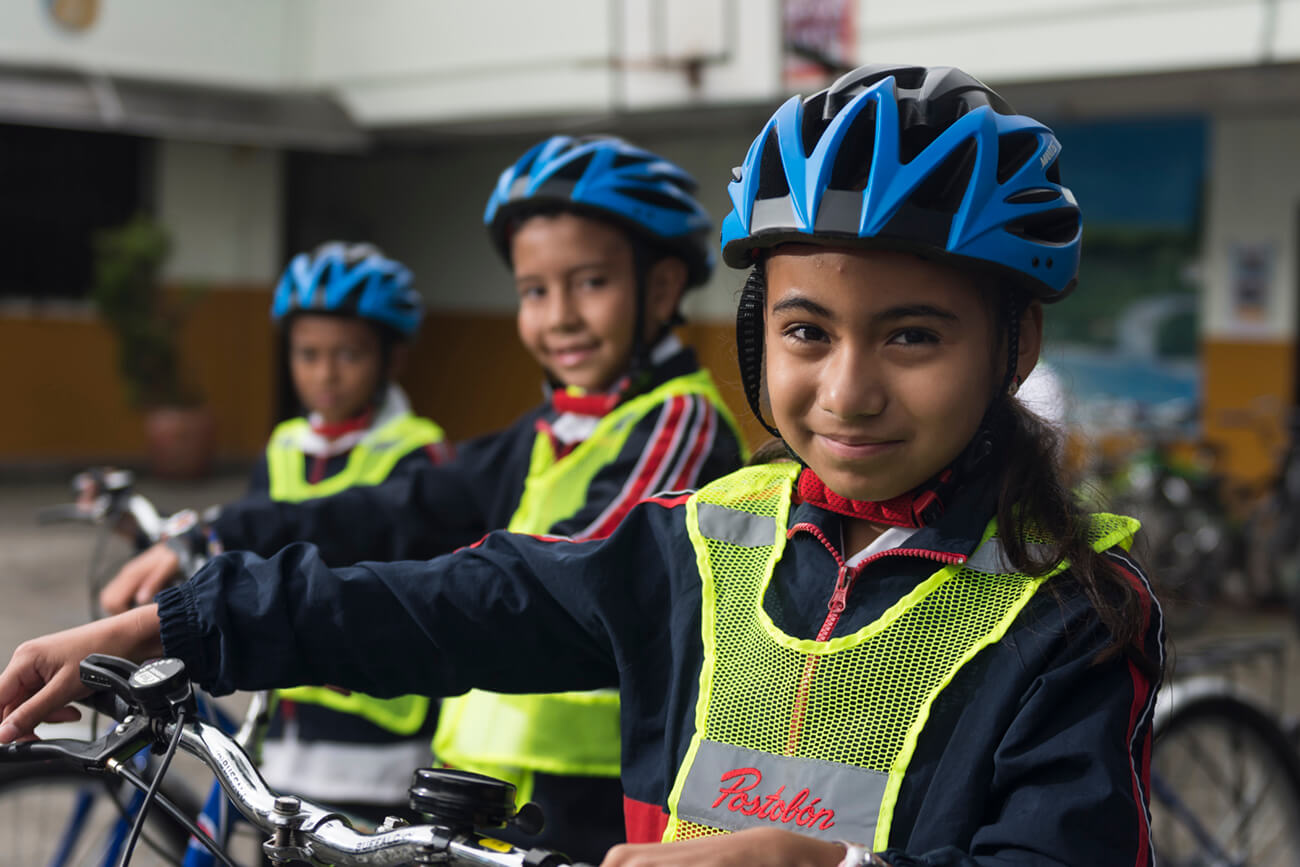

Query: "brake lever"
left=80, top=654, right=139, bottom=712
left=0, top=712, right=151, bottom=772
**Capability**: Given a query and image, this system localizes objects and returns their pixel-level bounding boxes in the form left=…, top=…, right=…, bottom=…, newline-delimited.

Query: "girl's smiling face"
left=764, top=245, right=1040, bottom=503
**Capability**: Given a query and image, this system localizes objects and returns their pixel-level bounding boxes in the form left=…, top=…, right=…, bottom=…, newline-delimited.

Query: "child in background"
left=1, top=66, right=1164, bottom=866
left=98, top=137, right=747, bottom=861
left=242, top=242, right=450, bottom=823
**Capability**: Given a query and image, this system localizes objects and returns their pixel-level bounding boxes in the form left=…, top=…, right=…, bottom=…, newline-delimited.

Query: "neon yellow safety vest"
left=434, top=370, right=745, bottom=801
left=266, top=413, right=446, bottom=502
left=268, top=410, right=447, bottom=736
left=663, top=463, right=1138, bottom=849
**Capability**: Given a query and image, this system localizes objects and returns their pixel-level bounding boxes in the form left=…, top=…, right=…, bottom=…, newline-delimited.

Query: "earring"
left=1008, top=375, right=1021, bottom=396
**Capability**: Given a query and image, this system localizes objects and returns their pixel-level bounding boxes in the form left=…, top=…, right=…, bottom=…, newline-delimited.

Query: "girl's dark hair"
left=743, top=262, right=1154, bottom=672
left=990, top=395, right=1155, bottom=675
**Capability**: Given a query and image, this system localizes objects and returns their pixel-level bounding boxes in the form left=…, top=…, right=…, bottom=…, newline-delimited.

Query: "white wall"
left=305, top=0, right=782, bottom=125
left=0, top=0, right=295, bottom=89
left=156, top=141, right=284, bottom=285
left=16, top=1, right=1298, bottom=129
left=860, top=0, right=1300, bottom=82
left=1202, top=114, right=1300, bottom=340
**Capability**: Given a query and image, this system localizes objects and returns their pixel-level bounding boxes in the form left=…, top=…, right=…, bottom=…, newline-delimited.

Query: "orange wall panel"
left=1, top=287, right=276, bottom=464
left=1201, top=338, right=1295, bottom=485
left=3, top=301, right=759, bottom=466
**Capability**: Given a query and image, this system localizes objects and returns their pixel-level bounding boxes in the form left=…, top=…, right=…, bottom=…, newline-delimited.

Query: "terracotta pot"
left=143, top=405, right=217, bottom=480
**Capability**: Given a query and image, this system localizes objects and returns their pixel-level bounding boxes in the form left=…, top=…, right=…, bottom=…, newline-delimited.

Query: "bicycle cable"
left=114, top=761, right=239, bottom=867
left=117, top=707, right=188, bottom=867
left=99, top=763, right=195, bottom=864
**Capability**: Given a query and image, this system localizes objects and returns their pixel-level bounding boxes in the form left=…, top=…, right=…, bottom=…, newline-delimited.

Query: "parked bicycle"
left=0, top=655, right=579, bottom=867
left=1149, top=636, right=1300, bottom=865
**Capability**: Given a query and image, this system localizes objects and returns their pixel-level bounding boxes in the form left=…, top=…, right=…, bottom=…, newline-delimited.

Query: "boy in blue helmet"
left=3, top=67, right=1164, bottom=866
left=97, top=137, right=747, bottom=860
left=223, top=242, right=454, bottom=828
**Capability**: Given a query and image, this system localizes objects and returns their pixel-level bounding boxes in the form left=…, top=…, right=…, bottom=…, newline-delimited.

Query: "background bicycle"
left=0, top=469, right=255, bottom=865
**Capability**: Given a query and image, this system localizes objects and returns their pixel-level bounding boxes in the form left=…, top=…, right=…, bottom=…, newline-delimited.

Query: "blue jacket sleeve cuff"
left=156, top=580, right=218, bottom=692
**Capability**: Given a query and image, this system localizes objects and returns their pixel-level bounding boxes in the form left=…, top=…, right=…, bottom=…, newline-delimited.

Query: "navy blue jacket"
left=159, top=460, right=1163, bottom=867
left=205, top=346, right=742, bottom=566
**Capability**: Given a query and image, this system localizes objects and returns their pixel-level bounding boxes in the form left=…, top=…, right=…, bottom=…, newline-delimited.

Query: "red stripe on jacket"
left=577, top=396, right=690, bottom=541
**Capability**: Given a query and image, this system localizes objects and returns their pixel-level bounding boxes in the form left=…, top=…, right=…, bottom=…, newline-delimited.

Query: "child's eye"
left=577, top=275, right=608, bottom=291
left=888, top=328, right=938, bottom=346
left=518, top=285, right=545, bottom=301
left=783, top=324, right=829, bottom=344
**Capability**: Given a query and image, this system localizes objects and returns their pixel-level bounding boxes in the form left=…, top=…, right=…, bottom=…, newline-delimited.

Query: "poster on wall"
left=1225, top=241, right=1277, bottom=336
left=783, top=0, right=855, bottom=89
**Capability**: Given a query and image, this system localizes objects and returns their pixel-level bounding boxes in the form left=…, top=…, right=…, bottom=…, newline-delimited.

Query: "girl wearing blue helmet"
left=2, top=66, right=1163, bottom=867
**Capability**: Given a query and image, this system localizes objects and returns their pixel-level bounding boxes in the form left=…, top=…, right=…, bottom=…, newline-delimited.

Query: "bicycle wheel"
left=1150, top=690, right=1300, bottom=865
left=0, top=760, right=200, bottom=866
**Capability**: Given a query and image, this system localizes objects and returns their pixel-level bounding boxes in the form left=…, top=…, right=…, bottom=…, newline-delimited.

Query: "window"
left=0, top=124, right=147, bottom=299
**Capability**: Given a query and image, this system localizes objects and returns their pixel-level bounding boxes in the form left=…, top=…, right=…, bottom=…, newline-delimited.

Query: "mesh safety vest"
left=664, top=463, right=1138, bottom=850
left=434, top=370, right=744, bottom=801
left=268, top=410, right=447, bottom=736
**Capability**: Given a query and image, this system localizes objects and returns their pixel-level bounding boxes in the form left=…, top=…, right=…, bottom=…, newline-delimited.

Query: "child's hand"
left=601, top=827, right=854, bottom=867
left=0, top=606, right=165, bottom=743
left=99, top=543, right=182, bottom=614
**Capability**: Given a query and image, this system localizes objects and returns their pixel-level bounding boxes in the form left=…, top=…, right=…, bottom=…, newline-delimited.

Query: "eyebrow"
left=873, top=303, right=960, bottom=324
left=514, top=261, right=608, bottom=285
left=769, top=294, right=960, bottom=324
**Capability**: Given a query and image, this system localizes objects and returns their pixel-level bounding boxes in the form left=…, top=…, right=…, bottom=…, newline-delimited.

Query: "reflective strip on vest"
left=664, top=463, right=1138, bottom=850
left=266, top=413, right=446, bottom=502
left=434, top=371, right=745, bottom=793
left=275, top=687, right=431, bottom=737
left=266, top=411, right=446, bottom=736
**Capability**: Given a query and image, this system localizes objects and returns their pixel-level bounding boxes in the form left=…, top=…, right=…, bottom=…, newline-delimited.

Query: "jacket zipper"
left=783, top=521, right=966, bottom=754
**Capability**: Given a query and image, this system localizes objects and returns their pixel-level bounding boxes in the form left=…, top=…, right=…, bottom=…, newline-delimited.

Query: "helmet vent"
left=908, top=139, right=976, bottom=213
left=801, top=90, right=830, bottom=156
left=758, top=126, right=791, bottom=199
left=996, top=132, right=1040, bottom=184
left=616, top=185, right=694, bottom=215
left=611, top=152, right=651, bottom=170
left=1005, top=188, right=1059, bottom=205
left=828, top=102, right=878, bottom=192
left=551, top=153, right=595, bottom=182
left=889, top=66, right=928, bottom=91
left=1045, top=159, right=1062, bottom=185
left=1005, top=208, right=1079, bottom=245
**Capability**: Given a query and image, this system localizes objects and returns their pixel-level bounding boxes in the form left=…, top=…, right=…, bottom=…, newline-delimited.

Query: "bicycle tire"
left=0, top=759, right=202, bottom=866
left=1151, top=688, right=1300, bottom=865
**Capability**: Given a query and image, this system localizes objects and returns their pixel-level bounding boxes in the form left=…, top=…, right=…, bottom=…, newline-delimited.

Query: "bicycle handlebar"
left=0, top=656, right=586, bottom=867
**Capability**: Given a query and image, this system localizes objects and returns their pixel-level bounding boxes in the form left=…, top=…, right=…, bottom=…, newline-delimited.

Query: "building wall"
left=157, top=141, right=284, bottom=284
left=1200, top=113, right=1300, bottom=481
left=0, top=0, right=295, bottom=88
left=8, top=1, right=1299, bottom=126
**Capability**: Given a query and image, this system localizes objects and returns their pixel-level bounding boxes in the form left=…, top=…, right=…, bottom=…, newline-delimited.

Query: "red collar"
left=549, top=376, right=633, bottom=417
left=310, top=407, right=374, bottom=440
left=793, top=467, right=952, bottom=528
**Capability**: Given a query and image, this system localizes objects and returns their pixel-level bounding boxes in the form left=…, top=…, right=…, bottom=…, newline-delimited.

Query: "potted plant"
left=92, top=214, right=215, bottom=479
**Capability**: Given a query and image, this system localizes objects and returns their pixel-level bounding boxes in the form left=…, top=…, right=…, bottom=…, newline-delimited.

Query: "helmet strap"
left=736, top=267, right=783, bottom=440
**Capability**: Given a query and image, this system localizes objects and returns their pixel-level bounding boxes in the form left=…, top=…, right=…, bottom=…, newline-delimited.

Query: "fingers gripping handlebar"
left=0, top=655, right=590, bottom=867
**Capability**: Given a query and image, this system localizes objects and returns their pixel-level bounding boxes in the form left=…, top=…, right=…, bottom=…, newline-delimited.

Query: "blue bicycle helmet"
left=271, top=242, right=423, bottom=338
left=721, top=64, right=1080, bottom=299
left=485, top=135, right=714, bottom=288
